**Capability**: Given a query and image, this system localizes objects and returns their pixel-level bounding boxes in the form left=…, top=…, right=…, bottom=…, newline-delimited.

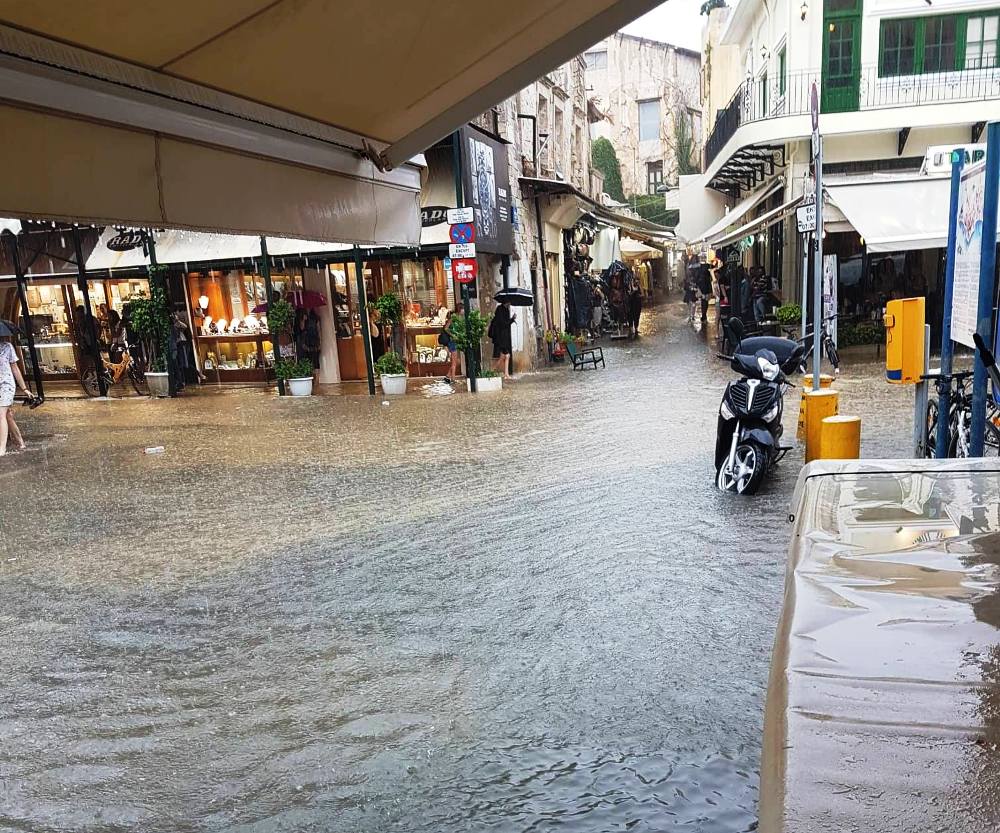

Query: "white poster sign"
left=823, top=254, right=838, bottom=345
left=951, top=162, right=988, bottom=348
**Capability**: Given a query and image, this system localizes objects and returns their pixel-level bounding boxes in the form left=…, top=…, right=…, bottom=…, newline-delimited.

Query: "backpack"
left=437, top=329, right=450, bottom=346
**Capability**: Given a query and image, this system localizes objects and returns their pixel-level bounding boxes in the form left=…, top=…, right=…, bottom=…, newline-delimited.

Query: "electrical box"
left=884, top=297, right=925, bottom=384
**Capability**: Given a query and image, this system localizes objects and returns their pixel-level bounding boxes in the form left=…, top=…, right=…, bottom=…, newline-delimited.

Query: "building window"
left=880, top=19, right=917, bottom=76
left=760, top=71, right=769, bottom=115
left=923, top=16, right=957, bottom=72
left=966, top=14, right=999, bottom=69
left=647, top=161, right=663, bottom=194
left=584, top=50, right=608, bottom=69
left=778, top=46, right=787, bottom=96
left=638, top=99, right=660, bottom=142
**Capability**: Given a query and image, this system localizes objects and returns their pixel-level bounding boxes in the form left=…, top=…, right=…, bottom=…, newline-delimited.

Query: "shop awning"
left=712, top=196, right=803, bottom=247
left=691, top=180, right=784, bottom=245
left=0, top=1, right=661, bottom=241
left=824, top=176, right=952, bottom=253
left=86, top=228, right=351, bottom=272
left=620, top=236, right=662, bottom=259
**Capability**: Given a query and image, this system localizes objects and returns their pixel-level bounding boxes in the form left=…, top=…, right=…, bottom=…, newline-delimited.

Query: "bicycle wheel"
left=128, top=357, right=149, bottom=396
left=950, top=411, right=972, bottom=458
left=924, top=398, right=939, bottom=458
left=80, top=367, right=101, bottom=397
left=825, top=338, right=841, bottom=373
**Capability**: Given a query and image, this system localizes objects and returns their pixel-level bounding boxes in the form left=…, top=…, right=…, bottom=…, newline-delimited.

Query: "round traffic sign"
left=449, top=223, right=475, bottom=244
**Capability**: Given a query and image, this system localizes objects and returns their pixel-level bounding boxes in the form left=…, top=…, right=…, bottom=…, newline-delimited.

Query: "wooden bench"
left=565, top=340, right=605, bottom=370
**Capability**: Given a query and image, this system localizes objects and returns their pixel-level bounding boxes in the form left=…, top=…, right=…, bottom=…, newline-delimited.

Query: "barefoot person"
left=0, top=334, right=30, bottom=456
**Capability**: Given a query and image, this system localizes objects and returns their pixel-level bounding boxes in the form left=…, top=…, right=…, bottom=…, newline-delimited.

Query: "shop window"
left=880, top=19, right=918, bottom=76
left=646, top=161, right=663, bottom=195
left=584, top=50, right=608, bottom=70
left=966, top=14, right=999, bottom=69
left=638, top=99, right=660, bottom=142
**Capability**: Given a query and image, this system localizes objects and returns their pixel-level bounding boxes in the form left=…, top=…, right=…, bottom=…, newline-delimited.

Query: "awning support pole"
left=259, top=236, right=284, bottom=396
left=71, top=226, right=107, bottom=398
left=145, top=234, right=179, bottom=397
left=453, top=130, right=477, bottom=392
left=4, top=231, right=43, bottom=399
left=936, top=148, right=964, bottom=458
left=352, top=245, right=376, bottom=396
left=970, top=122, right=1000, bottom=457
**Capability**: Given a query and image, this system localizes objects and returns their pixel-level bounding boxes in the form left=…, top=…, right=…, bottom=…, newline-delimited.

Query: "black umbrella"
left=494, top=287, right=534, bottom=306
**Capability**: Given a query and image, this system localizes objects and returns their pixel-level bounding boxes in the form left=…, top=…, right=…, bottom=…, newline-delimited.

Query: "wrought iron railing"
left=704, top=64, right=1000, bottom=168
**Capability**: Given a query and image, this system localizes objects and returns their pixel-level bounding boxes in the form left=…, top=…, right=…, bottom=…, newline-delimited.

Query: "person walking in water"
left=488, top=301, right=516, bottom=379
left=0, top=334, right=31, bottom=455
left=440, top=310, right=459, bottom=384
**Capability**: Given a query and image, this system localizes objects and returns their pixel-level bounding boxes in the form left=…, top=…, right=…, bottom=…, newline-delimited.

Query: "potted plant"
left=374, top=291, right=404, bottom=355
left=123, top=275, right=171, bottom=397
left=449, top=310, right=492, bottom=388
left=276, top=358, right=314, bottom=396
left=266, top=298, right=295, bottom=337
left=375, top=350, right=407, bottom=395
left=474, top=368, right=503, bottom=393
left=775, top=304, right=802, bottom=326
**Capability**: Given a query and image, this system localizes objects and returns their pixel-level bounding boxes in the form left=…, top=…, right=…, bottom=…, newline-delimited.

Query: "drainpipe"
left=519, top=112, right=552, bottom=335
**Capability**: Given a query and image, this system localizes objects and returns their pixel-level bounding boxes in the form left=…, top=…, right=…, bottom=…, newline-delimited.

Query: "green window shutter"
left=778, top=47, right=787, bottom=96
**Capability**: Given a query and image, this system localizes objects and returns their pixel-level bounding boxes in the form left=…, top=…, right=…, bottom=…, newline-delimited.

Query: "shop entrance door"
left=822, top=0, right=862, bottom=114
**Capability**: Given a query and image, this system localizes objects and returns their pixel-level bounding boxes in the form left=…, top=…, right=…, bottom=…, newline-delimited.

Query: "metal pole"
left=800, top=232, right=809, bottom=341
left=259, top=236, right=284, bottom=395
left=936, top=147, right=965, bottom=458
left=353, top=245, right=376, bottom=396
left=5, top=231, right=43, bottom=399
left=71, top=226, right=107, bottom=397
left=970, top=122, right=1000, bottom=457
left=453, top=130, right=476, bottom=391
left=915, top=323, right=931, bottom=457
left=812, top=136, right=824, bottom=391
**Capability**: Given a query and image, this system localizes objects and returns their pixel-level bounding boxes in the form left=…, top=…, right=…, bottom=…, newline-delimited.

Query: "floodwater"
left=0, top=302, right=914, bottom=832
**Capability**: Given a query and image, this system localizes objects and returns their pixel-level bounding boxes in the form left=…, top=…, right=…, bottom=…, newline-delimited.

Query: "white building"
left=585, top=34, right=704, bottom=197
left=682, top=0, right=1000, bottom=338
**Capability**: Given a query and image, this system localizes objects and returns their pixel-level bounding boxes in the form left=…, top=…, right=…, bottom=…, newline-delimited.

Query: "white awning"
left=0, top=1, right=661, bottom=240
left=620, top=237, right=662, bottom=259
left=87, top=228, right=351, bottom=272
left=691, top=180, right=784, bottom=245
left=824, top=176, right=952, bottom=253
left=713, top=196, right=803, bottom=247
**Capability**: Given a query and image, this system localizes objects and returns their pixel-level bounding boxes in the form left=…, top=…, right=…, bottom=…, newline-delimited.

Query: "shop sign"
left=446, top=207, right=474, bottom=225
left=421, top=205, right=450, bottom=227
left=449, top=242, right=476, bottom=259
left=796, top=203, right=816, bottom=233
left=453, top=257, right=477, bottom=282
left=106, top=230, right=145, bottom=251
left=459, top=125, right=514, bottom=255
left=449, top=222, right=475, bottom=244
left=725, top=248, right=742, bottom=266
left=443, top=257, right=452, bottom=272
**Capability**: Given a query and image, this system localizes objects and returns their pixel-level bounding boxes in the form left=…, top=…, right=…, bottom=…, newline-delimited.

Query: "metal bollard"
left=820, top=415, right=861, bottom=460
left=804, top=389, right=839, bottom=463
left=797, top=374, right=836, bottom=440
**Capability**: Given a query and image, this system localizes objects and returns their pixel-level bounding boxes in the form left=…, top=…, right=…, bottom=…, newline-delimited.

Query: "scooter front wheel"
left=717, top=441, right=767, bottom=495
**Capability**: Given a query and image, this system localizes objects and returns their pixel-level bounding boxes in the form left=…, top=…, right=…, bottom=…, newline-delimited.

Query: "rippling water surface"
left=0, top=302, right=913, bottom=832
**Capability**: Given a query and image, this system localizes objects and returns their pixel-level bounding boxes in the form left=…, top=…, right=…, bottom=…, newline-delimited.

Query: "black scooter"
left=715, top=335, right=804, bottom=495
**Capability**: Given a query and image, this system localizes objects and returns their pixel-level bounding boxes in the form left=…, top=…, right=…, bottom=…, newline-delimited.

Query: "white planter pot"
left=468, top=376, right=503, bottom=392
left=380, top=373, right=408, bottom=395
left=146, top=371, right=170, bottom=398
left=287, top=377, right=313, bottom=397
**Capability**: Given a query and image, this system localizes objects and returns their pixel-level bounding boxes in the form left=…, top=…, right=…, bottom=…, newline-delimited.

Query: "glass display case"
left=401, top=258, right=455, bottom=376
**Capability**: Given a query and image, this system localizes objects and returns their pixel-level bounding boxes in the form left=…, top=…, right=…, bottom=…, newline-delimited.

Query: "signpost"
left=452, top=130, right=476, bottom=392
left=810, top=82, right=824, bottom=392
left=452, top=258, right=477, bottom=282
left=446, top=207, right=474, bottom=225
left=448, top=223, right=476, bottom=244
left=448, top=242, right=476, bottom=259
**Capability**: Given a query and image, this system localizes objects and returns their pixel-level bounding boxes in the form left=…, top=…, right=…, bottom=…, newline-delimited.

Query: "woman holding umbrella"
left=0, top=323, right=32, bottom=455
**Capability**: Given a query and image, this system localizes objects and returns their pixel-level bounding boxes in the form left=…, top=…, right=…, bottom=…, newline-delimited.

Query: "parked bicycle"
left=80, top=342, right=148, bottom=397
left=922, top=367, right=1000, bottom=458
left=790, top=314, right=841, bottom=375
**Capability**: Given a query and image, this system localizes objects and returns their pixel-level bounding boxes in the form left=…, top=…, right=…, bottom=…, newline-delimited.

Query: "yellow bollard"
left=804, top=389, right=839, bottom=463
left=797, top=375, right=836, bottom=440
left=820, top=415, right=861, bottom=460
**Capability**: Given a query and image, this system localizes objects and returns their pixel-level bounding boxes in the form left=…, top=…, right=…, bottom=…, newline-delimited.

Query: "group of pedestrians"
left=438, top=300, right=518, bottom=383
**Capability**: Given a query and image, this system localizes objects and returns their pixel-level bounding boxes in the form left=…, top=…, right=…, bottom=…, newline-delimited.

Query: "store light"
left=800, top=1, right=808, bottom=20
left=199, top=295, right=209, bottom=310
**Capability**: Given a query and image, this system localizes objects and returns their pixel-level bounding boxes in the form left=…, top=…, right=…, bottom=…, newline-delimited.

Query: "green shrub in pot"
left=374, top=351, right=406, bottom=376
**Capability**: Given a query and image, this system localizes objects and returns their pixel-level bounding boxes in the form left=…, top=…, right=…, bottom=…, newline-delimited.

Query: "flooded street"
left=0, top=301, right=913, bottom=832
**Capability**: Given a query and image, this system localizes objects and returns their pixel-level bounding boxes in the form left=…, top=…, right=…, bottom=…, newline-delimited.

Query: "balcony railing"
left=704, top=64, right=1000, bottom=169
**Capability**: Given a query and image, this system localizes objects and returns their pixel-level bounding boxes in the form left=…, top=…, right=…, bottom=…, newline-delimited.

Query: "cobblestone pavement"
left=0, top=300, right=914, bottom=832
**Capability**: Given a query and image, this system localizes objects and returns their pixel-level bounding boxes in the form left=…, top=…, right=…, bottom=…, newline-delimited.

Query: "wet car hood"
left=762, top=459, right=1000, bottom=832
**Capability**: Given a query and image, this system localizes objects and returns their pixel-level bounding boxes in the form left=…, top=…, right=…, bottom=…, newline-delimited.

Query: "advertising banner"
left=951, top=161, right=987, bottom=348
left=823, top=254, right=838, bottom=345
left=460, top=126, right=513, bottom=255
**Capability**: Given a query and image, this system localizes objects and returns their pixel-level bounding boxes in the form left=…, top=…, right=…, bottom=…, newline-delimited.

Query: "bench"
left=565, top=340, right=605, bottom=370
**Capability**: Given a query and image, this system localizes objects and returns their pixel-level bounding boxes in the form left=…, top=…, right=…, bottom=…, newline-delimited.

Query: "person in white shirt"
left=0, top=336, right=30, bottom=455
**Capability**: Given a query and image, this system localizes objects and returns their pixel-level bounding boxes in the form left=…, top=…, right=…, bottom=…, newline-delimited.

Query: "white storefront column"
left=302, top=266, right=340, bottom=383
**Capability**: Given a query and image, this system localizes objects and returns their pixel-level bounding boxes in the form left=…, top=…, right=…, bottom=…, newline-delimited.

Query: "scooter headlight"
left=720, top=399, right=735, bottom=420
left=758, top=356, right=780, bottom=381
left=763, top=402, right=780, bottom=423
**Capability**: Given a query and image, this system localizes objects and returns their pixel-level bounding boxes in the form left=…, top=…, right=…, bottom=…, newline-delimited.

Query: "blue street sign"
left=449, top=223, right=475, bottom=244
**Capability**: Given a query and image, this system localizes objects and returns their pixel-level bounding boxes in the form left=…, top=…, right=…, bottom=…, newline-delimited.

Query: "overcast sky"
left=620, top=0, right=707, bottom=52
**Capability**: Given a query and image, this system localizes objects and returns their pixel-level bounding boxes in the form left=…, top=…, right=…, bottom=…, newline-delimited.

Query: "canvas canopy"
left=0, top=0, right=660, bottom=242
left=690, top=180, right=783, bottom=245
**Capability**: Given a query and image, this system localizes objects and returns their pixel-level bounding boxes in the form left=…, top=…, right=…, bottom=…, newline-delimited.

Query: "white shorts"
left=0, top=381, right=13, bottom=408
